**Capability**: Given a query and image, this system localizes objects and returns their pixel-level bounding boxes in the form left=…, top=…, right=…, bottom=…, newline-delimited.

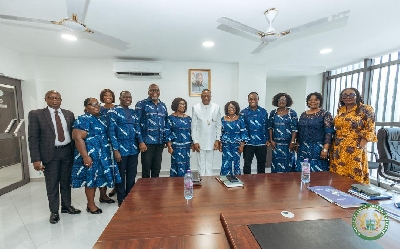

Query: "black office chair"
left=376, top=127, right=400, bottom=183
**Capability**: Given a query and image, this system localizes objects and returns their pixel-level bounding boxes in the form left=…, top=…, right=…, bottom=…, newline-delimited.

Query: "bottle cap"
left=304, top=158, right=309, bottom=162
left=187, top=169, right=191, bottom=172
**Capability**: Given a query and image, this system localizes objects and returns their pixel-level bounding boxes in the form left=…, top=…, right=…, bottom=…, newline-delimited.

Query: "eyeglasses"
left=341, top=93, right=356, bottom=99
left=87, top=102, right=101, bottom=107
left=228, top=106, right=236, bottom=109
left=149, top=89, right=160, bottom=92
left=278, top=99, right=287, bottom=102
left=121, top=96, right=132, bottom=99
left=47, top=96, right=62, bottom=101
left=178, top=103, right=186, bottom=106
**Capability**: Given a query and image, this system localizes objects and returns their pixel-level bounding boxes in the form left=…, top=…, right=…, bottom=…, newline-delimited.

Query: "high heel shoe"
left=99, top=197, right=116, bottom=204
left=86, top=206, right=102, bottom=214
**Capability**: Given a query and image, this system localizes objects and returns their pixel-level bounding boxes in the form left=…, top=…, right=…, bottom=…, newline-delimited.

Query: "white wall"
left=0, top=48, right=324, bottom=178
left=305, top=74, right=324, bottom=94
left=237, top=63, right=267, bottom=109
left=0, top=45, right=25, bottom=79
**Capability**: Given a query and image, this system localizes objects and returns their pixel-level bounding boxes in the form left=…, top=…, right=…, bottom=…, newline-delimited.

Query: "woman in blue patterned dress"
left=72, top=98, right=121, bottom=214
left=268, top=93, right=298, bottom=173
left=219, top=101, right=249, bottom=175
left=295, top=93, right=334, bottom=172
left=99, top=89, right=118, bottom=199
left=166, top=98, right=192, bottom=177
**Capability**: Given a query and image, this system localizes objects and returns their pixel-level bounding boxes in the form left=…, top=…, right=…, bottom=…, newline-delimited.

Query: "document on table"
left=308, top=186, right=367, bottom=208
left=215, top=176, right=244, bottom=188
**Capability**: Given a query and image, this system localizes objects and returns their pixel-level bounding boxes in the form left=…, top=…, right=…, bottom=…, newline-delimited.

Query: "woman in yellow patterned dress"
left=330, top=88, right=377, bottom=184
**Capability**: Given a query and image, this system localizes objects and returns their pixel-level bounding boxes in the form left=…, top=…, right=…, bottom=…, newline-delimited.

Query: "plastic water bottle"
left=301, top=158, right=310, bottom=183
left=184, top=170, right=194, bottom=200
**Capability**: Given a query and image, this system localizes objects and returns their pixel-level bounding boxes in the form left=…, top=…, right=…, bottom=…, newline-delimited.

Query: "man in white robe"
left=191, top=89, right=221, bottom=176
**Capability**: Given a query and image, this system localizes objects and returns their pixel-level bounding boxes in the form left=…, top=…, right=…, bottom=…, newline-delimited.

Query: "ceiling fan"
left=0, top=0, right=129, bottom=51
left=217, top=9, right=350, bottom=54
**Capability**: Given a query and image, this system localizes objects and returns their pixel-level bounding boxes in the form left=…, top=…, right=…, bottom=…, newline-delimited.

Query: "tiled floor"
left=0, top=167, right=213, bottom=249
left=0, top=182, right=119, bottom=249
left=0, top=163, right=23, bottom=189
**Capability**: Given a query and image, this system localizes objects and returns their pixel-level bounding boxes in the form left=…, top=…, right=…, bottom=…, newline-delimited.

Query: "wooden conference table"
left=93, top=172, right=400, bottom=248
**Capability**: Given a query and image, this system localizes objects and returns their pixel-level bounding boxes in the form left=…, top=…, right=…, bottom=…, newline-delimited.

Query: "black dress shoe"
left=108, top=191, right=116, bottom=198
left=49, top=212, right=60, bottom=224
left=86, top=206, right=102, bottom=214
left=99, top=197, right=116, bottom=204
left=61, top=206, right=81, bottom=214
left=118, top=200, right=123, bottom=207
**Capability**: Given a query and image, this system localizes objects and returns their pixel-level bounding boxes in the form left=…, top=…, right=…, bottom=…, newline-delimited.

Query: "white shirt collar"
left=48, top=106, right=60, bottom=114
left=200, top=102, right=212, bottom=108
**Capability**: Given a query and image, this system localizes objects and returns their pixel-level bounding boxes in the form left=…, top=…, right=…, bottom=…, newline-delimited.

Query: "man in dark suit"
left=28, top=90, right=81, bottom=224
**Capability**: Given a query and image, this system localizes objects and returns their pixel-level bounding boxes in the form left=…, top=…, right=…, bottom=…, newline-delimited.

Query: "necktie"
left=55, top=110, right=65, bottom=142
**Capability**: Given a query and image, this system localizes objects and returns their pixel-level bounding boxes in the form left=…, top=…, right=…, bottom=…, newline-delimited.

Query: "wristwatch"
left=322, top=149, right=328, bottom=153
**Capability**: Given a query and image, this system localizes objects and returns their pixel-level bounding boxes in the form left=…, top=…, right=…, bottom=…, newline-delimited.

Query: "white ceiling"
left=0, top=0, right=400, bottom=77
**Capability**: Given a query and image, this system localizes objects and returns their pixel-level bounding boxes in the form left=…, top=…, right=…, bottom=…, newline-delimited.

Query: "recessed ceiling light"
left=202, top=41, right=214, bottom=47
left=320, top=48, right=332, bottom=54
left=61, top=34, right=77, bottom=41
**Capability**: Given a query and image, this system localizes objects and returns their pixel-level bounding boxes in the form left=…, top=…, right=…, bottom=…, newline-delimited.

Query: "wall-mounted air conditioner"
left=113, top=61, right=163, bottom=80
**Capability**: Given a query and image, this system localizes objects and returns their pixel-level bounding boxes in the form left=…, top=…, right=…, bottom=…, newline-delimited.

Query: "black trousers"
left=243, top=145, right=267, bottom=174
left=116, top=154, right=139, bottom=202
left=43, top=146, right=73, bottom=212
left=141, top=144, right=164, bottom=178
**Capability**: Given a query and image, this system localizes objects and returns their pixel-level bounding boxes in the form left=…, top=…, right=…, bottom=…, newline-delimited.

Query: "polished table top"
left=93, top=172, right=400, bottom=249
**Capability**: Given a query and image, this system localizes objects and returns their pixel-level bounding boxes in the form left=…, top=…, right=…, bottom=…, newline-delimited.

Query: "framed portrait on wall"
left=189, top=69, right=211, bottom=96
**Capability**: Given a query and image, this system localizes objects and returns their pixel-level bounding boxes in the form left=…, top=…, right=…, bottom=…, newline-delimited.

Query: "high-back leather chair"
left=377, top=127, right=400, bottom=183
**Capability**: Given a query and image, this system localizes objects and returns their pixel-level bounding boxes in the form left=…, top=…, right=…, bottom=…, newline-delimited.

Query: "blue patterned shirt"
left=108, top=105, right=141, bottom=156
left=165, top=115, right=192, bottom=146
left=135, top=97, right=168, bottom=145
left=268, top=108, right=298, bottom=141
left=240, top=106, right=269, bottom=146
left=100, top=106, right=112, bottom=116
left=220, top=116, right=249, bottom=144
